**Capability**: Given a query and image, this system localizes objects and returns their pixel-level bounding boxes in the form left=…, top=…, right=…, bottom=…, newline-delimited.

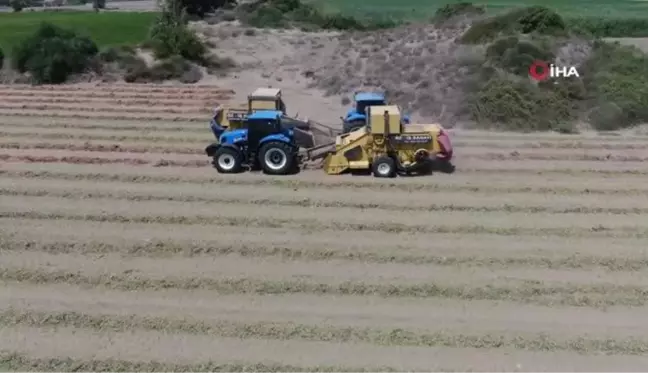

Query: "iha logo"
left=528, top=60, right=579, bottom=81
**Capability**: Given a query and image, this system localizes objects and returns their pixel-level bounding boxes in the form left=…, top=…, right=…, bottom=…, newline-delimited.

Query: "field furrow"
left=2, top=84, right=647, bottom=370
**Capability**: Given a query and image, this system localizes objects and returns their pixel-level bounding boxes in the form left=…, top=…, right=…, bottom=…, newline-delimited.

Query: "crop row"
left=4, top=153, right=648, bottom=175
left=2, top=308, right=646, bottom=355
left=3, top=168, right=647, bottom=195
left=0, top=91, right=232, bottom=100
left=1, top=267, right=645, bottom=307
left=0, top=83, right=232, bottom=94
left=0, top=103, right=211, bottom=114
left=3, top=187, right=648, bottom=215
left=0, top=352, right=390, bottom=373
left=0, top=110, right=206, bottom=121
left=0, top=97, right=220, bottom=107
left=2, top=235, right=646, bottom=271
left=6, top=141, right=648, bottom=163
left=2, top=210, right=644, bottom=238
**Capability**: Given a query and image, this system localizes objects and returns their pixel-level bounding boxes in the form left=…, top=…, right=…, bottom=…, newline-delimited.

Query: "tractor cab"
left=342, top=92, right=410, bottom=133
left=210, top=88, right=287, bottom=136
left=248, top=87, right=286, bottom=113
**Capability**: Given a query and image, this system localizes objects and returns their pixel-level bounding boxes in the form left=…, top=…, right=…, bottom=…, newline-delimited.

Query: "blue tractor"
left=342, top=92, right=410, bottom=133
left=205, top=110, right=299, bottom=175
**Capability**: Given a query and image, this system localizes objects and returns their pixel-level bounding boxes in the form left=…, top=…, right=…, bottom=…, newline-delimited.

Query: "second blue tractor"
left=342, top=92, right=410, bottom=133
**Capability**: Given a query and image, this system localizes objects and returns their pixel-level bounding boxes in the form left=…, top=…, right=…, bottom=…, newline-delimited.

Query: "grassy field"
left=0, top=11, right=156, bottom=53
left=2, top=83, right=648, bottom=370
left=310, top=0, right=648, bottom=20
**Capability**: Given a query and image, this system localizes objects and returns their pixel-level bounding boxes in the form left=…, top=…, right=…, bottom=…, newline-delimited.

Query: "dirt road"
left=1, top=83, right=648, bottom=371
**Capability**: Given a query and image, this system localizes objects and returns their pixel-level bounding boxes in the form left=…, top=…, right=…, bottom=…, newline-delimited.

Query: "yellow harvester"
left=322, top=105, right=454, bottom=177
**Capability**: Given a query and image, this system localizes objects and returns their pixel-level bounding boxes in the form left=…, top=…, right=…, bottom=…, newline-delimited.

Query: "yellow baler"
left=323, top=105, right=454, bottom=177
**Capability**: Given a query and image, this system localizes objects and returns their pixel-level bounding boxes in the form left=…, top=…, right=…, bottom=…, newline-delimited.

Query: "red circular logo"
left=529, top=60, right=549, bottom=81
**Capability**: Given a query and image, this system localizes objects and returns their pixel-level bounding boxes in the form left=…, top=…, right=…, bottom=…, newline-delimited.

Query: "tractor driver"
left=209, top=106, right=226, bottom=138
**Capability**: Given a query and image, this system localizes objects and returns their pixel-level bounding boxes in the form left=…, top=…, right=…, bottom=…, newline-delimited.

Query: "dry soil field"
left=2, top=83, right=648, bottom=371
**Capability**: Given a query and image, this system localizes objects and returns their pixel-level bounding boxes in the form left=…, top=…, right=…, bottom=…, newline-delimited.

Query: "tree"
left=178, top=0, right=236, bottom=17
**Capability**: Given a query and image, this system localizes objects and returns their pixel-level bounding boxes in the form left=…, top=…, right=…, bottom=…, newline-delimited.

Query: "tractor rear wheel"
left=213, top=146, right=243, bottom=174
left=372, top=156, right=396, bottom=178
left=259, top=141, right=296, bottom=175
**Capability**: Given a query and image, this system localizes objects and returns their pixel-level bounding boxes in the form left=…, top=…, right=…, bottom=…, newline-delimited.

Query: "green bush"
left=485, top=36, right=554, bottom=76
left=237, top=0, right=397, bottom=31
left=147, top=0, right=207, bottom=62
left=0, top=46, right=4, bottom=69
left=588, top=102, right=626, bottom=131
left=460, top=6, right=567, bottom=44
left=470, top=77, right=573, bottom=131
left=124, top=55, right=202, bottom=83
left=12, top=22, right=98, bottom=84
left=433, top=2, right=484, bottom=22
left=10, top=0, right=25, bottom=12
left=567, top=17, right=648, bottom=38
left=580, top=40, right=648, bottom=129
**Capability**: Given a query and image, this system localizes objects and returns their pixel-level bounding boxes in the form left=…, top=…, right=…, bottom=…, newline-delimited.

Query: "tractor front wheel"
left=213, top=146, right=243, bottom=174
left=259, top=141, right=296, bottom=175
left=372, top=156, right=396, bottom=178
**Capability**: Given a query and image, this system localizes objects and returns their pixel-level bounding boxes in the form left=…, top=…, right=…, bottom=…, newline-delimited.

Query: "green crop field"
left=311, top=0, right=648, bottom=20
left=0, top=11, right=157, bottom=53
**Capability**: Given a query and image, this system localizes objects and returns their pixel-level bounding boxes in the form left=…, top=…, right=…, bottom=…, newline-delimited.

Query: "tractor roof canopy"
left=355, top=92, right=385, bottom=102
left=250, top=88, right=282, bottom=99
left=247, top=110, right=283, bottom=120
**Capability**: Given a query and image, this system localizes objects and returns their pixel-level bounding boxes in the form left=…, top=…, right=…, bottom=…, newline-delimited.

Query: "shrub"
left=124, top=55, right=202, bottom=83
left=179, top=0, right=236, bottom=17
left=12, top=23, right=98, bottom=84
left=485, top=36, right=554, bottom=76
left=581, top=40, right=648, bottom=129
left=0, top=47, right=4, bottom=69
left=237, top=0, right=397, bottom=31
left=460, top=6, right=567, bottom=44
left=470, top=77, right=573, bottom=131
left=147, top=0, right=207, bottom=62
left=10, top=0, right=25, bottom=12
left=567, top=17, right=648, bottom=38
left=588, top=102, right=626, bottom=131
left=433, top=2, right=484, bottom=22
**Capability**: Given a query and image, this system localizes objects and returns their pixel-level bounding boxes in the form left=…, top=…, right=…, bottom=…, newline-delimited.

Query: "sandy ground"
left=2, top=84, right=648, bottom=370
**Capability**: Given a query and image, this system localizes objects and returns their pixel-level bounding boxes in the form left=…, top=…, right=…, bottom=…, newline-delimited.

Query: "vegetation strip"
left=2, top=236, right=645, bottom=271
left=0, top=352, right=387, bottom=373
left=1, top=188, right=646, bottom=215
left=2, top=170, right=648, bottom=195
left=1, top=269, right=647, bottom=307
left=2, top=309, right=647, bottom=355
left=1, top=211, right=643, bottom=238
